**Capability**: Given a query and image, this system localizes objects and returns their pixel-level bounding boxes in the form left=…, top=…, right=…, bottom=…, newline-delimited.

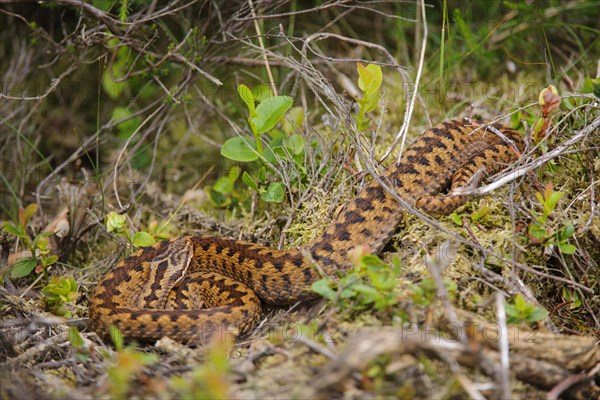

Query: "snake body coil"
left=89, top=119, right=524, bottom=344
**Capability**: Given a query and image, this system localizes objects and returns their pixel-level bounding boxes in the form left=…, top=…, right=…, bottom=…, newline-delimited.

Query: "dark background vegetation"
left=1, top=1, right=597, bottom=218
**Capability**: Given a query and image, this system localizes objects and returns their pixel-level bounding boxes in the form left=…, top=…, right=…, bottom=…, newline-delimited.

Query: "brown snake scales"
left=89, top=119, right=525, bottom=344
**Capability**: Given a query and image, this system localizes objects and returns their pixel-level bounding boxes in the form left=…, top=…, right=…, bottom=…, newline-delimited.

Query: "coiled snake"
left=89, top=119, right=524, bottom=344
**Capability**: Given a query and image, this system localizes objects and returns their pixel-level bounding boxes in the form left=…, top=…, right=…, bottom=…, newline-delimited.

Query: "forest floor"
left=1, top=1, right=599, bottom=399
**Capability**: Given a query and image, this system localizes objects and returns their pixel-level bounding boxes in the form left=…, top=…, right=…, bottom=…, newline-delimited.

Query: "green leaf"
left=92, top=0, right=113, bottom=11
left=208, top=188, right=230, bottom=208
left=269, top=128, right=285, bottom=140
left=361, top=254, right=385, bottom=269
left=559, top=223, right=574, bottom=240
left=112, top=107, right=141, bottom=139
left=252, top=96, right=293, bottom=134
left=67, top=276, right=77, bottom=291
left=34, top=234, right=51, bottom=251
left=534, top=191, right=545, bottom=206
left=43, top=254, right=59, bottom=266
left=357, top=63, right=382, bottom=94
left=241, top=171, right=259, bottom=191
left=513, top=294, right=527, bottom=311
left=42, top=276, right=77, bottom=300
left=287, top=134, right=305, bottom=155
left=110, top=326, right=124, bottom=351
left=221, top=137, right=259, bottom=162
left=106, top=212, right=126, bottom=233
left=260, top=182, right=285, bottom=203
left=102, top=66, right=127, bottom=101
left=263, top=140, right=280, bottom=164
left=370, top=274, right=396, bottom=291
left=360, top=91, right=381, bottom=114
left=237, top=84, right=255, bottom=114
left=68, top=326, right=84, bottom=347
left=353, top=284, right=379, bottom=304
left=252, top=84, right=273, bottom=102
left=24, top=203, right=38, bottom=225
left=102, top=45, right=130, bottom=100
left=558, top=242, right=576, bottom=254
left=562, top=287, right=575, bottom=302
left=545, top=191, right=563, bottom=212
left=2, top=222, right=27, bottom=239
left=66, top=291, right=78, bottom=302
left=528, top=307, right=549, bottom=322
left=42, top=286, right=60, bottom=301
left=213, top=166, right=241, bottom=194
left=37, top=237, right=49, bottom=251
left=132, top=231, right=156, bottom=248
left=257, top=166, right=267, bottom=183
left=450, top=212, right=463, bottom=226
left=311, top=279, right=336, bottom=300
left=10, top=257, right=37, bottom=278
left=505, top=303, right=518, bottom=320
left=281, top=106, right=305, bottom=134
left=528, top=224, right=547, bottom=241
left=471, top=205, right=491, bottom=222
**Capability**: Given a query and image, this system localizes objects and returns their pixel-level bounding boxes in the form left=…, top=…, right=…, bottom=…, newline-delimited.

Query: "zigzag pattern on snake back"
left=88, top=119, right=524, bottom=344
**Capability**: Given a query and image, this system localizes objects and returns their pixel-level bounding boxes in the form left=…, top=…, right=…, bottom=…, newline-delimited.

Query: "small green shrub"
left=105, top=212, right=171, bottom=248
left=1, top=204, right=59, bottom=278
left=312, top=248, right=402, bottom=312
left=409, top=277, right=457, bottom=307
left=215, top=84, right=299, bottom=206
left=214, top=63, right=383, bottom=209
left=41, top=276, right=78, bottom=317
left=505, top=294, right=548, bottom=325
left=527, top=182, right=576, bottom=255
left=355, top=63, right=383, bottom=131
